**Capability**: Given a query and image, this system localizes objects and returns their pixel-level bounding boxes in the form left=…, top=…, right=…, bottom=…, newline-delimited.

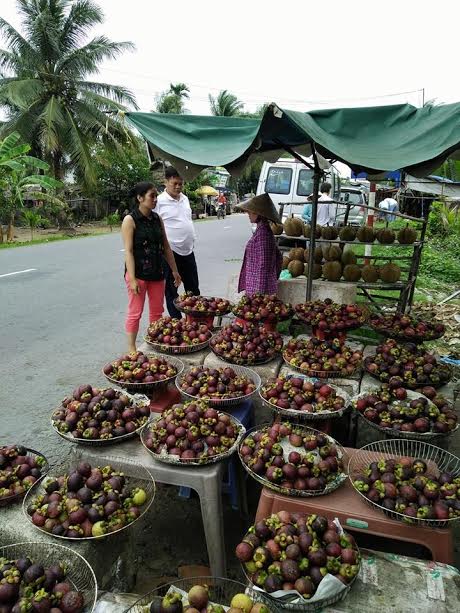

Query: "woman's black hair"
left=131, top=181, right=155, bottom=205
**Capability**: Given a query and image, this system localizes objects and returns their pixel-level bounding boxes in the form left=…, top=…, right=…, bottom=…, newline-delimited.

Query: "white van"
left=256, top=156, right=341, bottom=221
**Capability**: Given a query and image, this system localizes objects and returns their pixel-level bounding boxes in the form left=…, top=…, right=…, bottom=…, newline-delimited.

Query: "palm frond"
left=0, top=131, right=22, bottom=155
left=0, top=78, right=43, bottom=109
left=77, top=80, right=138, bottom=108
left=38, top=95, right=67, bottom=152
left=63, top=107, right=96, bottom=185
left=60, top=0, right=104, bottom=52
left=0, top=17, right=36, bottom=57
left=56, top=37, right=135, bottom=77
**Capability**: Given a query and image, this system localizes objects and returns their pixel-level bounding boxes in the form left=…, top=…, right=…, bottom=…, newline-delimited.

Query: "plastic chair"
left=255, top=449, right=455, bottom=564
left=179, top=399, right=255, bottom=513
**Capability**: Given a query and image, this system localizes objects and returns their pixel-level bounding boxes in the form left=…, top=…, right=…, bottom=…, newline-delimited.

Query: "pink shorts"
left=125, top=274, right=165, bottom=334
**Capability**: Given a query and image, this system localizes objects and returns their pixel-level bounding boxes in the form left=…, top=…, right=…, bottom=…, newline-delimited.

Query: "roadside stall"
left=2, top=102, right=460, bottom=613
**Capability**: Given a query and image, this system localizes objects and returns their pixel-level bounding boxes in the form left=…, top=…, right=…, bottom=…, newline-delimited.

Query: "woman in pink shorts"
left=121, top=182, right=182, bottom=352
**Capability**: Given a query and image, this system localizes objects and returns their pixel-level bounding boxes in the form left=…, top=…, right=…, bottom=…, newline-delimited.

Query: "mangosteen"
left=310, top=566, right=327, bottom=586
left=254, top=520, right=271, bottom=540
left=23, top=563, right=45, bottom=585
left=281, top=559, right=300, bottom=582
left=66, top=472, right=84, bottom=492
left=60, top=590, right=85, bottom=613
left=16, top=557, right=32, bottom=574
left=264, top=574, right=283, bottom=593
left=187, top=585, right=208, bottom=610
left=0, top=582, right=19, bottom=603
left=311, top=515, right=328, bottom=536
left=308, top=548, right=327, bottom=567
left=294, top=577, right=314, bottom=597
left=76, top=487, right=93, bottom=504
left=45, top=479, right=60, bottom=494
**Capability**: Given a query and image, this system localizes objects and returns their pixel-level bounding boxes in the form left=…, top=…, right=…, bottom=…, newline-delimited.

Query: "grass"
left=0, top=231, right=112, bottom=249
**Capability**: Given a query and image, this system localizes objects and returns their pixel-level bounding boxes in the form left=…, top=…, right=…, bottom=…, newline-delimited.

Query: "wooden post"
left=306, top=159, right=322, bottom=300
left=364, top=182, right=376, bottom=265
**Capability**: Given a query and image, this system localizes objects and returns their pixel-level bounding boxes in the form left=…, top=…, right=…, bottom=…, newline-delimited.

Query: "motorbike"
left=216, top=203, right=226, bottom=219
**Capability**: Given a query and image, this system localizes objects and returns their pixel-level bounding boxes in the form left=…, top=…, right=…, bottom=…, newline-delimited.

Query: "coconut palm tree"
left=209, top=90, right=244, bottom=116
left=0, top=0, right=137, bottom=185
left=155, top=82, right=190, bottom=114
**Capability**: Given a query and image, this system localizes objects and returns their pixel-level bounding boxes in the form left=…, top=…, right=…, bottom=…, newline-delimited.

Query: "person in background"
left=379, top=196, right=399, bottom=221
left=122, top=182, right=181, bottom=353
left=156, top=167, right=200, bottom=318
left=316, top=181, right=336, bottom=226
left=237, top=193, right=283, bottom=296
left=302, top=200, right=312, bottom=223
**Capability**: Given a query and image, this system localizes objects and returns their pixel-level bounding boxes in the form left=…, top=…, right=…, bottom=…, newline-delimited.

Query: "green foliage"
left=228, top=158, right=264, bottom=197
left=182, top=172, right=217, bottom=207
left=22, top=208, right=44, bottom=239
left=209, top=90, right=244, bottom=116
left=82, top=139, right=151, bottom=205
left=155, top=83, right=190, bottom=114
left=426, top=201, right=460, bottom=237
left=419, top=236, right=460, bottom=283
left=0, top=131, right=66, bottom=239
left=105, top=211, right=120, bottom=231
left=0, top=0, right=137, bottom=185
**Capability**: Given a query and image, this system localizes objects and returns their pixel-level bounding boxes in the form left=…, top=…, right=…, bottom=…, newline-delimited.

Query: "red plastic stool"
left=149, top=385, right=182, bottom=414
left=255, top=449, right=454, bottom=564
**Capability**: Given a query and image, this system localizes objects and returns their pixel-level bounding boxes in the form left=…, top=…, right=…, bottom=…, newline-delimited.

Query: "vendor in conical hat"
left=236, top=193, right=283, bottom=296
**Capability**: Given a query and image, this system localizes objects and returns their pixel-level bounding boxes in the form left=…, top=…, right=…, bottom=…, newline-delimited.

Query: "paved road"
left=0, top=214, right=251, bottom=460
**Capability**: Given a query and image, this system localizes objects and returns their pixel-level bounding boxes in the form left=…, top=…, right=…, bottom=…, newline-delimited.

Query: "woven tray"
left=144, top=336, right=211, bottom=354
left=176, top=364, right=261, bottom=407
left=102, top=354, right=184, bottom=393
left=259, top=375, right=351, bottom=422
left=23, top=454, right=155, bottom=540
left=50, top=391, right=151, bottom=446
left=363, top=362, right=452, bottom=389
left=283, top=352, right=361, bottom=379
left=0, top=447, right=49, bottom=507
left=239, top=423, right=347, bottom=497
left=141, top=412, right=246, bottom=466
left=348, top=439, right=460, bottom=528
left=174, top=296, right=233, bottom=317
left=351, top=388, right=458, bottom=441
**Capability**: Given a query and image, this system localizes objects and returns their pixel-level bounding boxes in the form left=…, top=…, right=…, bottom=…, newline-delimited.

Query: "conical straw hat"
left=236, top=193, right=281, bottom=224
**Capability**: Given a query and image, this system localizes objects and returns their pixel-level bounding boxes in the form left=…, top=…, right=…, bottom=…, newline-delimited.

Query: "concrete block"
left=277, top=278, right=357, bottom=306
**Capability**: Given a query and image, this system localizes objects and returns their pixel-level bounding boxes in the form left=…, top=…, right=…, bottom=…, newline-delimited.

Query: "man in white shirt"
left=156, top=167, right=200, bottom=318
left=379, top=197, right=398, bottom=222
left=316, top=182, right=336, bottom=226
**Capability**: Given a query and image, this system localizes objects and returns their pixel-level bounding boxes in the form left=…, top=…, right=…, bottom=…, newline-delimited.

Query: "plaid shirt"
left=238, top=219, right=282, bottom=296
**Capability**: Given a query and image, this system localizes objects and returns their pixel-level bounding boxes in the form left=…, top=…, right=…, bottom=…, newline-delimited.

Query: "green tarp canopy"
left=125, top=102, right=460, bottom=179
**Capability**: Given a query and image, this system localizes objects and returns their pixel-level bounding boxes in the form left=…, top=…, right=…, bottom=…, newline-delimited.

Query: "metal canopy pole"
left=281, top=144, right=322, bottom=301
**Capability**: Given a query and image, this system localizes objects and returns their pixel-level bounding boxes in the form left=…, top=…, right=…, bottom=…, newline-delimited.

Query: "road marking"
left=0, top=268, right=37, bottom=279
left=120, top=249, right=125, bottom=252
left=223, top=226, right=231, bottom=229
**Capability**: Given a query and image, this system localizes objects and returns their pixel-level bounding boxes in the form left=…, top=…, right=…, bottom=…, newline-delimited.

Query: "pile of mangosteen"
left=0, top=555, right=84, bottom=612
left=178, top=366, right=256, bottom=401
left=146, top=317, right=212, bottom=348
left=369, top=312, right=445, bottom=342
left=52, top=384, right=150, bottom=441
left=354, top=381, right=458, bottom=434
left=175, top=292, right=233, bottom=315
left=352, top=456, right=460, bottom=522
left=364, top=338, right=451, bottom=389
left=239, top=423, right=344, bottom=493
left=148, top=584, right=268, bottom=613
left=260, top=376, right=347, bottom=415
left=283, top=337, right=362, bottom=375
left=210, top=321, right=284, bottom=365
left=232, top=293, right=293, bottom=322
left=103, top=351, right=178, bottom=385
left=143, top=401, right=241, bottom=462
left=235, top=511, right=360, bottom=599
left=0, top=445, right=47, bottom=504
left=26, top=461, right=148, bottom=538
left=295, top=299, right=367, bottom=333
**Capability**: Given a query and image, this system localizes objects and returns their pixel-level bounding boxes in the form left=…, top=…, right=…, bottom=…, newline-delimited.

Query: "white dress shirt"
left=156, top=190, right=196, bottom=256
left=316, top=194, right=335, bottom=226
